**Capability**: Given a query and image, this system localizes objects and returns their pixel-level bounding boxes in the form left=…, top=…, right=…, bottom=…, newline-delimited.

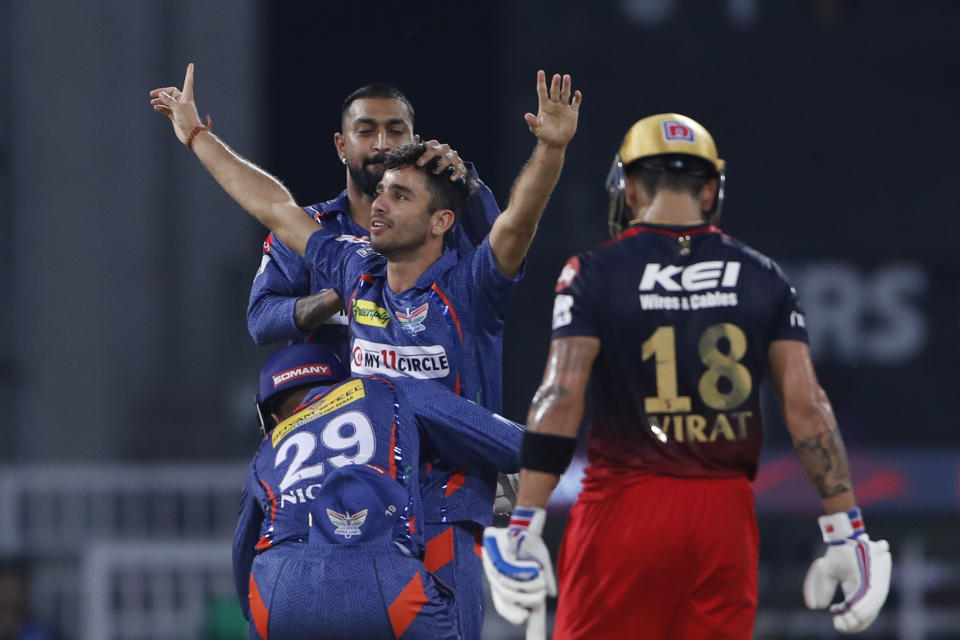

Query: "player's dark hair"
left=341, top=84, right=415, bottom=129
left=625, top=153, right=716, bottom=201
left=266, top=385, right=315, bottom=424
left=381, top=142, right=478, bottom=218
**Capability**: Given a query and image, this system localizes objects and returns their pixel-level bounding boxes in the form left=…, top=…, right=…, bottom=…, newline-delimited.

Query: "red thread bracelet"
left=186, top=115, right=213, bottom=150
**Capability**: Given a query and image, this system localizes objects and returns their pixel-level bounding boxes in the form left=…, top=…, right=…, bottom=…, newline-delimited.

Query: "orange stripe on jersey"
left=249, top=573, right=270, bottom=639
left=473, top=524, right=483, bottom=558
left=424, top=526, right=455, bottom=572
left=408, top=515, right=416, bottom=535
left=430, top=284, right=463, bottom=343
left=444, top=468, right=466, bottom=497
left=388, top=573, right=428, bottom=638
left=259, top=478, right=278, bottom=526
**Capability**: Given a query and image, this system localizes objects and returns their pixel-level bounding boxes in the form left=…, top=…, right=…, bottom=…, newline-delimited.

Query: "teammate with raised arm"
left=482, top=114, right=892, bottom=638
left=151, top=65, right=580, bottom=640
left=247, top=83, right=500, bottom=366
left=235, top=343, right=523, bottom=639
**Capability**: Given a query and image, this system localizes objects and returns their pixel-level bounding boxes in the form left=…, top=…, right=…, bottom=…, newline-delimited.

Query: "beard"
left=346, top=153, right=388, bottom=197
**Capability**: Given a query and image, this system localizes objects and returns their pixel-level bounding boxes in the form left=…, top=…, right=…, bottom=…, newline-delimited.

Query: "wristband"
left=519, top=431, right=577, bottom=475
left=818, top=506, right=866, bottom=544
left=186, top=115, right=213, bottom=150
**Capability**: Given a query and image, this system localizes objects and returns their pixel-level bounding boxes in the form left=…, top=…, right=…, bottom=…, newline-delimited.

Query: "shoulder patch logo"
left=396, top=303, right=429, bottom=334
left=662, top=121, right=695, bottom=143
left=326, top=508, right=368, bottom=539
left=555, top=256, right=581, bottom=293
left=354, top=300, right=391, bottom=327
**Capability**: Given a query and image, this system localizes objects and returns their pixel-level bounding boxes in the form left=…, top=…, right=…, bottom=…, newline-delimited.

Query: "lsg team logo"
left=326, top=509, right=367, bottom=539
left=662, top=121, right=695, bottom=142
left=396, top=303, right=429, bottom=334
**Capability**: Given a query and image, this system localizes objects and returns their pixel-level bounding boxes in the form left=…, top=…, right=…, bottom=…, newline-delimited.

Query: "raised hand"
left=524, top=70, right=582, bottom=149
left=149, top=63, right=205, bottom=146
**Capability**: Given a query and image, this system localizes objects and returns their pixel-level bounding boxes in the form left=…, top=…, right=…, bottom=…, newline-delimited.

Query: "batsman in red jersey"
left=483, top=114, right=892, bottom=638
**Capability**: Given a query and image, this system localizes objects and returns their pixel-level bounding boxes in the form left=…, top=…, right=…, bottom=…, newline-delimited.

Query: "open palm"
left=524, top=71, right=582, bottom=149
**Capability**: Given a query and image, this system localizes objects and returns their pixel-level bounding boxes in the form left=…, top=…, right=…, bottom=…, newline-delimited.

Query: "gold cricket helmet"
left=606, top=113, right=726, bottom=237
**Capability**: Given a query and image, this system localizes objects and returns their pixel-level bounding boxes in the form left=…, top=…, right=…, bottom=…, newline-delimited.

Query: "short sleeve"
left=462, top=237, right=523, bottom=326
left=769, top=262, right=810, bottom=343
left=304, top=228, right=381, bottom=298
left=550, top=253, right=600, bottom=339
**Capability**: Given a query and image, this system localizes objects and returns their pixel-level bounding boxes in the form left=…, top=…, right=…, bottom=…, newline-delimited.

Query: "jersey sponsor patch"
left=552, top=294, right=574, bottom=329
left=639, top=261, right=741, bottom=292
left=350, top=339, right=450, bottom=379
left=639, top=291, right=739, bottom=311
left=554, top=256, right=581, bottom=293
left=353, top=300, right=391, bottom=327
left=662, top=120, right=695, bottom=142
left=272, top=364, right=331, bottom=388
left=271, top=379, right=366, bottom=447
left=396, top=303, right=429, bottom=334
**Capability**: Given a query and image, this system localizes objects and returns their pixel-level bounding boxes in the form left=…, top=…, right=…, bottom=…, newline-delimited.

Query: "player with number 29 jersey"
left=233, top=375, right=522, bottom=639
left=552, top=223, right=808, bottom=479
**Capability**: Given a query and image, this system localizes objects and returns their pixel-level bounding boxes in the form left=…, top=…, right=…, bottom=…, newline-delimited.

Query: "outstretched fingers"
left=558, top=74, right=571, bottom=103
left=534, top=69, right=549, bottom=105
left=182, top=62, right=195, bottom=101
left=568, top=89, right=583, bottom=116
left=548, top=73, right=562, bottom=102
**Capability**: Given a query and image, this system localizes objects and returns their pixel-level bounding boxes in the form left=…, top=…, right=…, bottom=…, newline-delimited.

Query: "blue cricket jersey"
left=247, top=163, right=501, bottom=356
left=232, top=376, right=522, bottom=620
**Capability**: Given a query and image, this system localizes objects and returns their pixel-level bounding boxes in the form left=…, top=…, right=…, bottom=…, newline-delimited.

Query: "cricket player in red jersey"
left=483, top=114, right=892, bottom=638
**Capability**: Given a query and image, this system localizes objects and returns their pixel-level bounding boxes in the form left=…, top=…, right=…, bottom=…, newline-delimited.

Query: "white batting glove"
left=803, top=507, right=892, bottom=633
left=482, top=507, right=557, bottom=626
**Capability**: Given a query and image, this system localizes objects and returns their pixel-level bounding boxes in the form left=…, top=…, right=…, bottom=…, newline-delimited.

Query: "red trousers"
left=554, top=470, right=758, bottom=639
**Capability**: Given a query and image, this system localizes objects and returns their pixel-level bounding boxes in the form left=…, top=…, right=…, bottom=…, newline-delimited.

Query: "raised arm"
left=488, top=71, right=582, bottom=277
left=149, top=63, right=318, bottom=255
left=768, top=340, right=854, bottom=513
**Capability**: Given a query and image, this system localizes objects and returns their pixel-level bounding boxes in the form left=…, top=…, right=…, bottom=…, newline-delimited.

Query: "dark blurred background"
left=2, top=1, right=958, bottom=638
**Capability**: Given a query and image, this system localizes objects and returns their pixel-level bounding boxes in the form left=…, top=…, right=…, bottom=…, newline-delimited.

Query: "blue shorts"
left=248, top=541, right=458, bottom=640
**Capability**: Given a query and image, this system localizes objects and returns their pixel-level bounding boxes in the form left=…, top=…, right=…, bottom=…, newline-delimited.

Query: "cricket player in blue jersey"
left=235, top=343, right=523, bottom=639
left=248, top=83, right=501, bottom=368
left=151, top=63, right=580, bottom=639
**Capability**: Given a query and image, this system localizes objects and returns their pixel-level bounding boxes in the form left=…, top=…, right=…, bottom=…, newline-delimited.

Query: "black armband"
left=519, top=431, right=578, bottom=475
